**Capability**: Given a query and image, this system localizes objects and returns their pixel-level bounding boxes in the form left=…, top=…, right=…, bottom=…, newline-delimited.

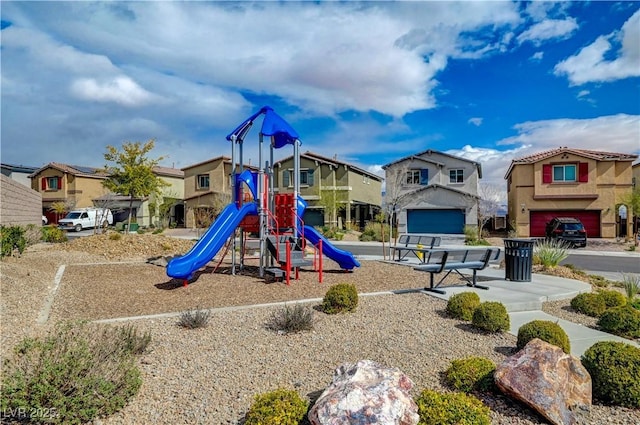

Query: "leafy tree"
left=101, top=140, right=168, bottom=230
left=316, top=188, right=348, bottom=229
left=49, top=200, right=74, bottom=223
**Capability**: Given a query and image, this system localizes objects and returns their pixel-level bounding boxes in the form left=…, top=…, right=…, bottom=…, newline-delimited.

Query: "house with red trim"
left=504, top=147, right=638, bottom=239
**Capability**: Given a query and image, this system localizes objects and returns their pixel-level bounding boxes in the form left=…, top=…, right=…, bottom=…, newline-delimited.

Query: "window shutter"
left=308, top=169, right=314, bottom=186
left=58, top=176, right=63, bottom=190
left=41, top=177, right=46, bottom=190
left=578, top=162, right=588, bottom=182
left=542, top=164, right=552, bottom=183
left=283, top=170, right=290, bottom=187
left=420, top=169, right=429, bottom=185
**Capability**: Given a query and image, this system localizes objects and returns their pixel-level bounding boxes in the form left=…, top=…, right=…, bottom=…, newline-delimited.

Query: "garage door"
left=530, top=211, right=601, bottom=238
left=407, top=209, right=465, bottom=234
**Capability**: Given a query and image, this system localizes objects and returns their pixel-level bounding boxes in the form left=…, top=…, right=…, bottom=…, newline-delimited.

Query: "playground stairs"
left=266, top=234, right=314, bottom=269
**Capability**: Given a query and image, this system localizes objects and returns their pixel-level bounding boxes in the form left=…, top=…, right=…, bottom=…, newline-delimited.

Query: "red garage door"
left=530, top=211, right=601, bottom=238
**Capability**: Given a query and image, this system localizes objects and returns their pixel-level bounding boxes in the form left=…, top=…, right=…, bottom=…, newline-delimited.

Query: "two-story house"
left=382, top=149, right=482, bottom=234
left=273, top=151, right=383, bottom=230
left=30, top=162, right=184, bottom=227
left=182, top=156, right=258, bottom=228
left=504, top=147, right=638, bottom=239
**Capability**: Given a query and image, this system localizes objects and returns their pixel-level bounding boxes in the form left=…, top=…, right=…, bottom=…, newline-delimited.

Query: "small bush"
left=597, top=289, right=627, bottom=308
left=631, top=299, right=640, bottom=311
left=321, top=283, right=358, bottom=314
left=415, top=389, right=491, bottom=425
left=445, top=357, right=496, bottom=393
left=516, top=320, right=570, bottom=354
left=267, top=304, right=314, bottom=334
left=597, top=305, right=640, bottom=339
left=0, top=321, right=143, bottom=424
left=446, top=292, right=481, bottom=321
left=109, top=232, right=123, bottom=241
left=178, top=307, right=211, bottom=329
left=41, top=226, right=68, bottom=243
left=581, top=341, right=640, bottom=408
left=244, top=388, right=308, bottom=425
left=118, top=324, right=152, bottom=355
left=0, top=225, right=26, bottom=257
left=570, top=292, right=607, bottom=317
left=358, top=221, right=389, bottom=242
left=472, top=301, right=510, bottom=333
left=588, top=274, right=612, bottom=288
left=621, top=273, right=640, bottom=301
left=534, top=239, right=569, bottom=268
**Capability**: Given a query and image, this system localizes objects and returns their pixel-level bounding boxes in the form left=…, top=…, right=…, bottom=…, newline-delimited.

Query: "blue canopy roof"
left=226, top=106, right=299, bottom=149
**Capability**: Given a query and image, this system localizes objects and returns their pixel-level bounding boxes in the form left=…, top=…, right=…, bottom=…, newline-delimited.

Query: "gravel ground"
left=1, top=234, right=639, bottom=424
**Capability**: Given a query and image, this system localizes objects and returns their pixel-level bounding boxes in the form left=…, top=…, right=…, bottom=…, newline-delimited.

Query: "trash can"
left=503, top=238, right=535, bottom=282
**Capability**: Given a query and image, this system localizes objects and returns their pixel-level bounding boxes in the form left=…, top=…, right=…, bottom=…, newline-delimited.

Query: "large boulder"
left=495, top=338, right=591, bottom=425
left=308, top=359, right=419, bottom=425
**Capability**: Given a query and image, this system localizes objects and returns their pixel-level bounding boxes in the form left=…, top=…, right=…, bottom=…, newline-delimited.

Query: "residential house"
left=273, top=151, right=383, bottom=229
left=182, top=156, right=258, bottom=228
left=504, top=147, right=638, bottom=239
left=30, top=162, right=184, bottom=227
left=382, top=149, right=482, bottom=234
left=1, top=163, right=38, bottom=188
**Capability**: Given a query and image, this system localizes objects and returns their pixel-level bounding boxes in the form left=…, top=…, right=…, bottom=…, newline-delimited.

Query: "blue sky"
left=1, top=1, right=639, bottom=189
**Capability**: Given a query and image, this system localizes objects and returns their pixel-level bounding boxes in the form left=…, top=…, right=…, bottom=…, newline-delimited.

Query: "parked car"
left=545, top=217, right=587, bottom=248
left=58, top=208, right=114, bottom=232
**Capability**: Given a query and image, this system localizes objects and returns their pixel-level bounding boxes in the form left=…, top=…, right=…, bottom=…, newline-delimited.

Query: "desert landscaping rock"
left=1, top=235, right=639, bottom=424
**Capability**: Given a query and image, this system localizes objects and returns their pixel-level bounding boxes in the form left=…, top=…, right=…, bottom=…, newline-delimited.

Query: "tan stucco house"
left=505, top=147, right=638, bottom=239
left=273, top=151, right=383, bottom=230
left=182, top=156, right=258, bottom=228
left=30, top=162, right=184, bottom=227
left=382, top=149, right=482, bottom=234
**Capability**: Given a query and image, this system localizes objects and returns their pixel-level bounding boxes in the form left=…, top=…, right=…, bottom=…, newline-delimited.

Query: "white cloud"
left=554, top=9, right=640, bottom=85
left=530, top=51, right=544, bottom=61
left=517, top=18, right=578, bottom=46
left=71, top=77, right=155, bottom=107
left=577, top=90, right=590, bottom=98
left=468, top=117, right=483, bottom=126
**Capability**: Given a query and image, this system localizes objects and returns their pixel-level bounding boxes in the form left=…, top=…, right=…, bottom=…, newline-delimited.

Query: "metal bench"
left=414, top=247, right=501, bottom=294
left=391, top=234, right=441, bottom=262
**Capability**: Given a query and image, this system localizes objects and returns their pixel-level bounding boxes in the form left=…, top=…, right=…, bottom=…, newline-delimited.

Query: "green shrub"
left=597, top=305, right=640, bottom=339
left=0, top=321, right=143, bottom=424
left=0, top=225, right=26, bottom=257
left=267, top=303, right=314, bottom=334
left=472, top=301, right=510, bottom=333
left=178, top=307, right=211, bottom=329
left=570, top=292, right=607, bottom=317
left=415, top=389, right=491, bottom=425
left=321, top=283, right=358, bottom=314
left=581, top=341, right=640, bottom=408
left=516, top=320, right=570, bottom=353
left=534, top=239, right=569, bottom=268
left=597, top=289, right=627, bottom=308
left=358, top=221, right=389, bottom=242
left=588, top=274, right=612, bottom=288
left=41, top=226, right=68, bottom=243
left=446, top=292, right=481, bottom=321
left=445, top=357, right=496, bottom=393
left=463, top=226, right=478, bottom=243
left=244, top=388, right=308, bottom=425
left=118, top=324, right=152, bottom=355
left=631, top=299, right=640, bottom=311
left=621, top=273, right=640, bottom=301
left=109, top=232, right=122, bottom=241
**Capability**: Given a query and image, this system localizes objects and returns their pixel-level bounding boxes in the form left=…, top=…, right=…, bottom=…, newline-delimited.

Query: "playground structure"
left=166, top=106, right=359, bottom=285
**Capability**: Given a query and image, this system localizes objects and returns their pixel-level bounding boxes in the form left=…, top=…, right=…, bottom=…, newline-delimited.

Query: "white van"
left=58, top=208, right=114, bottom=232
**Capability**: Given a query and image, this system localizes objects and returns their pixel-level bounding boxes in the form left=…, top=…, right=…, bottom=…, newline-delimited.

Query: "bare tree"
left=383, top=163, right=410, bottom=258
left=477, top=183, right=504, bottom=239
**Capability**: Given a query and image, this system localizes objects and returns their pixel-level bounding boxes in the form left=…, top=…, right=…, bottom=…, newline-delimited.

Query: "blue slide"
left=303, top=225, right=360, bottom=270
left=166, top=202, right=257, bottom=280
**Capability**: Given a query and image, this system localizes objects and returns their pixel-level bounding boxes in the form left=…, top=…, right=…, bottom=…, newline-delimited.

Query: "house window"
left=197, top=174, right=210, bottom=189
left=363, top=175, right=370, bottom=184
left=449, top=169, right=464, bottom=183
left=284, top=169, right=314, bottom=187
left=406, top=169, right=429, bottom=185
left=47, top=177, right=59, bottom=190
left=553, top=164, right=576, bottom=182
left=42, top=176, right=62, bottom=191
